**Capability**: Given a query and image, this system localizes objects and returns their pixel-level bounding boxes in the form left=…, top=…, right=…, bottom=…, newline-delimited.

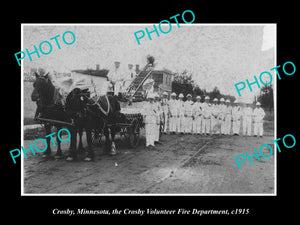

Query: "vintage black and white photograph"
left=21, top=24, right=276, bottom=195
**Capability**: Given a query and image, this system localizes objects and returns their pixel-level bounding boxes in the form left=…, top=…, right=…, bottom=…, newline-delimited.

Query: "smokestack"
left=135, top=64, right=140, bottom=73
left=96, top=64, right=100, bottom=71
left=114, top=61, right=120, bottom=69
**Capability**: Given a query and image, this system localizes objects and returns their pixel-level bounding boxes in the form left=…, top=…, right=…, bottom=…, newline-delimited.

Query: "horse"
left=31, top=72, right=76, bottom=159
left=65, top=87, right=122, bottom=161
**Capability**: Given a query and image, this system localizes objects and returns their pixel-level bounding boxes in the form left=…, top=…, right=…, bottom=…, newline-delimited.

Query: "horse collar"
left=96, top=95, right=110, bottom=116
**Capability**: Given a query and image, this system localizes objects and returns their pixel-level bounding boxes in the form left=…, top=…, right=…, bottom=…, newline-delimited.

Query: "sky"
left=22, top=24, right=276, bottom=101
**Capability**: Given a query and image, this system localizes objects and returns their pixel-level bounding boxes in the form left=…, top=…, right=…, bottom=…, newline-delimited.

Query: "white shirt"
left=253, top=107, right=265, bottom=122
left=184, top=100, right=194, bottom=117
left=143, top=102, right=157, bottom=124
left=232, top=106, right=242, bottom=120
left=193, top=101, right=202, bottom=117
left=169, top=99, right=179, bottom=117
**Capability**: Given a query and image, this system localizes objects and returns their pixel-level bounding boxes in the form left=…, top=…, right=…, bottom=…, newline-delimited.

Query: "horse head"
left=65, top=88, right=91, bottom=120
left=31, top=72, right=54, bottom=105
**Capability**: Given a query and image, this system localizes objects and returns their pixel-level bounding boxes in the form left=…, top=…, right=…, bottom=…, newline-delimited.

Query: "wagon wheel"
left=128, top=119, right=140, bottom=148
left=120, top=126, right=130, bottom=142
left=92, top=129, right=102, bottom=147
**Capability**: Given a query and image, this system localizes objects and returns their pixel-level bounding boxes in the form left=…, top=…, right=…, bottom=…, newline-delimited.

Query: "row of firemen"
left=143, top=92, right=266, bottom=148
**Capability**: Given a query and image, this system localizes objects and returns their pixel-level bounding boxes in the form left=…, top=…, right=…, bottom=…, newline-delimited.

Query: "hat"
left=171, top=92, right=176, bottom=97
left=196, top=96, right=201, bottom=99
left=256, top=102, right=261, bottom=106
left=205, top=96, right=210, bottom=100
left=187, top=94, right=192, bottom=98
left=225, top=99, right=230, bottom=103
left=220, top=98, right=225, bottom=102
left=163, top=91, right=168, bottom=96
left=154, top=93, right=159, bottom=98
left=234, top=100, right=238, bottom=104
left=213, top=98, right=218, bottom=102
left=179, top=93, right=184, bottom=98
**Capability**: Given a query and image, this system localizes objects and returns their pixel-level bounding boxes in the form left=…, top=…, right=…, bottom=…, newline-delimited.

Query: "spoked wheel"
left=128, top=119, right=140, bottom=148
left=120, top=127, right=130, bottom=142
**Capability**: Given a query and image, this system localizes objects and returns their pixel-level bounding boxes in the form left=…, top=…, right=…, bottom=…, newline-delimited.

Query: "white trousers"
left=154, top=122, right=160, bottom=141
left=193, top=117, right=202, bottom=134
left=224, top=116, right=232, bottom=135
left=232, top=119, right=241, bottom=134
left=183, top=116, right=193, bottom=133
left=211, top=117, right=216, bottom=130
left=218, top=118, right=225, bottom=134
left=243, top=116, right=252, bottom=136
left=169, top=116, right=176, bottom=132
left=145, top=123, right=156, bottom=146
left=163, top=113, right=169, bottom=133
left=254, top=121, right=263, bottom=136
left=202, top=118, right=211, bottom=134
left=210, top=117, right=220, bottom=134
left=178, top=116, right=184, bottom=133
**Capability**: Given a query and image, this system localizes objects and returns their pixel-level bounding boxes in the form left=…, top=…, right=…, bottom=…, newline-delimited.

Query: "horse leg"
left=83, top=128, right=94, bottom=161
left=66, top=127, right=77, bottom=161
left=43, top=123, right=52, bottom=158
left=110, top=125, right=117, bottom=155
left=55, top=126, right=63, bottom=159
left=78, top=127, right=85, bottom=153
left=103, top=126, right=111, bottom=154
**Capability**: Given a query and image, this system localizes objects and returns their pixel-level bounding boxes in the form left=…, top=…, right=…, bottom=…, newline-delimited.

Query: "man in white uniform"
left=210, top=98, right=219, bottom=134
left=193, top=96, right=203, bottom=134
left=232, top=100, right=242, bottom=135
left=168, top=92, right=179, bottom=134
left=184, top=94, right=194, bottom=134
left=153, top=93, right=162, bottom=143
left=242, top=102, right=253, bottom=136
left=143, top=75, right=155, bottom=98
left=143, top=93, right=158, bottom=149
left=218, top=98, right=226, bottom=135
left=224, top=99, right=233, bottom=135
left=202, top=96, right=211, bottom=135
left=107, top=61, right=124, bottom=96
left=161, top=92, right=170, bottom=134
left=178, top=93, right=185, bottom=134
left=253, top=102, right=265, bottom=137
left=122, top=64, right=137, bottom=93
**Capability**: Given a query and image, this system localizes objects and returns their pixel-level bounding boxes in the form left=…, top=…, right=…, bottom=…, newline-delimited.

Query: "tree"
left=257, top=84, right=273, bottom=111
left=193, top=85, right=205, bottom=98
left=172, top=70, right=194, bottom=100
left=209, top=86, right=221, bottom=100
left=171, top=70, right=236, bottom=102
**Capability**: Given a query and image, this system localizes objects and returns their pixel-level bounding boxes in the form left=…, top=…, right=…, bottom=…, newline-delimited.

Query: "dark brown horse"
left=31, top=72, right=75, bottom=159
left=31, top=72, right=121, bottom=161
left=65, top=87, right=122, bottom=161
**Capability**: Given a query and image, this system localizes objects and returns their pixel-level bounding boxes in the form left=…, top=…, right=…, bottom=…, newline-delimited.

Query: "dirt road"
left=23, top=125, right=275, bottom=194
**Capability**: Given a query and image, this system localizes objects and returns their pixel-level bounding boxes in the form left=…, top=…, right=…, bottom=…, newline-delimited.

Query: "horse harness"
left=92, top=94, right=111, bottom=117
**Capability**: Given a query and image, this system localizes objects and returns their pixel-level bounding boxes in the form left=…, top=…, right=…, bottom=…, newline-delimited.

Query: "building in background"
left=71, top=64, right=109, bottom=96
left=151, top=68, right=174, bottom=96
